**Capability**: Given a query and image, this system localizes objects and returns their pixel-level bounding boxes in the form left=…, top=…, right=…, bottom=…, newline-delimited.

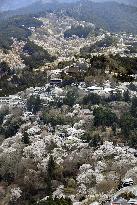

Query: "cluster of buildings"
left=0, top=75, right=136, bottom=111
left=111, top=184, right=137, bottom=205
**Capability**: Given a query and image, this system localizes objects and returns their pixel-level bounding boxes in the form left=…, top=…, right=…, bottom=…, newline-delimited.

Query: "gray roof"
left=112, top=197, right=128, bottom=205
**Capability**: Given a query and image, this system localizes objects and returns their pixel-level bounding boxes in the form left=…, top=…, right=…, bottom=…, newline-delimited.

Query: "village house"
left=111, top=198, right=128, bottom=205
left=50, top=78, right=63, bottom=86
left=0, top=97, right=12, bottom=105
left=128, top=199, right=137, bottom=205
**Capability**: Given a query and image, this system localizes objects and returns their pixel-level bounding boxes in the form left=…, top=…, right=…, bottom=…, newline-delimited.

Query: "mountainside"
left=62, top=0, right=137, bottom=34
left=92, top=0, right=137, bottom=6
left=1, top=0, right=137, bottom=34
left=0, top=0, right=137, bottom=12
left=0, top=0, right=78, bottom=11
left=0, top=0, right=137, bottom=97
left=1, top=0, right=137, bottom=205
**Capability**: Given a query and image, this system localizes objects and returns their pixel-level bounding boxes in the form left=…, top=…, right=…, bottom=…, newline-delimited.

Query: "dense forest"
left=64, top=25, right=94, bottom=38
left=62, top=0, right=137, bottom=34
left=22, top=40, right=56, bottom=70
left=80, top=35, right=118, bottom=54
left=61, top=54, right=137, bottom=84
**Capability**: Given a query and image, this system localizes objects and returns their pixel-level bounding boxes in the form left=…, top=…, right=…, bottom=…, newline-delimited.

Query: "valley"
left=0, top=1, right=137, bottom=205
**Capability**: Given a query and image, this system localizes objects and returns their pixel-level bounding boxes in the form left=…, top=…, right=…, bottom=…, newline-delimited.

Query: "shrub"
left=37, top=197, right=72, bottom=205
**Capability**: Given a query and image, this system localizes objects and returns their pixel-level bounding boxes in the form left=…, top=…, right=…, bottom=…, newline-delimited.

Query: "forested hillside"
left=63, top=0, right=137, bottom=34
left=1, top=0, right=137, bottom=34
left=0, top=15, right=42, bottom=49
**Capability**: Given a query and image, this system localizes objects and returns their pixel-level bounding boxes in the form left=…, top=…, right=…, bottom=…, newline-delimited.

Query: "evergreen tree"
left=123, top=90, right=130, bottom=102
left=82, top=93, right=101, bottom=105
left=93, top=107, right=117, bottom=127
left=131, top=97, right=137, bottom=118
left=22, top=131, right=30, bottom=145
left=47, top=156, right=55, bottom=195
left=27, top=95, right=42, bottom=114
left=120, top=113, right=137, bottom=137
left=64, top=88, right=78, bottom=107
